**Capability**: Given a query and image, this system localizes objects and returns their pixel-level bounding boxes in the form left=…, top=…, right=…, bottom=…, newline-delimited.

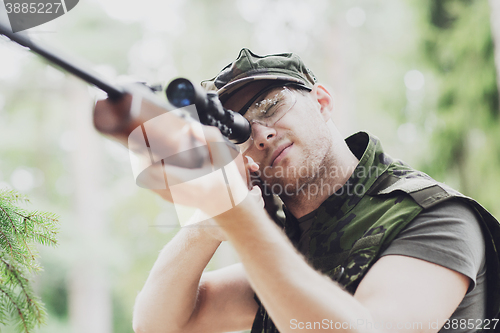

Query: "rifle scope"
left=166, top=78, right=251, bottom=144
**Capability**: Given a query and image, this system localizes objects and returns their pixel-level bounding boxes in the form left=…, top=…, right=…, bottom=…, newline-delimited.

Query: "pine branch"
left=0, top=207, right=35, bottom=261
left=0, top=188, right=59, bottom=332
left=0, top=285, right=28, bottom=333
left=0, top=189, right=29, bottom=206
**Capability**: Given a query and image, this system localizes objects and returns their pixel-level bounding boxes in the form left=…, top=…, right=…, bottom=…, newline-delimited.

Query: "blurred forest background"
left=0, top=0, right=499, bottom=332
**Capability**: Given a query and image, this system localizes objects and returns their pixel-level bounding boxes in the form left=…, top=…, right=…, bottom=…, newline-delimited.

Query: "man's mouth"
left=270, top=142, right=293, bottom=167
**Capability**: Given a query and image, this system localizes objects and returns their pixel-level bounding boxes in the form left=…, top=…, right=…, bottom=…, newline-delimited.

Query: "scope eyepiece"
left=166, top=78, right=197, bottom=108
left=166, top=78, right=251, bottom=144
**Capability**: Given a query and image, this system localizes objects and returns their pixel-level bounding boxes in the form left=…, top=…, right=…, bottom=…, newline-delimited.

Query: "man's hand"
left=147, top=124, right=265, bottom=217
left=185, top=182, right=265, bottom=243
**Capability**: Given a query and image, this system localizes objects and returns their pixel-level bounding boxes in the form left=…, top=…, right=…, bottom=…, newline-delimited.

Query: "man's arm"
left=214, top=196, right=469, bottom=333
left=355, top=255, right=469, bottom=332
left=132, top=226, right=258, bottom=333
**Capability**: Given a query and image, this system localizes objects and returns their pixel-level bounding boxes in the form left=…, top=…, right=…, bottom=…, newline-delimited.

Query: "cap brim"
left=217, top=75, right=308, bottom=100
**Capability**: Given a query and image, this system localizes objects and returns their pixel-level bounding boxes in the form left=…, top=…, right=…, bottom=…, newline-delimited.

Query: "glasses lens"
left=246, top=88, right=295, bottom=126
left=237, top=88, right=297, bottom=153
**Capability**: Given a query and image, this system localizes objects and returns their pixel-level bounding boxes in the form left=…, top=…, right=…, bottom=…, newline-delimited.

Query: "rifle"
left=0, top=17, right=252, bottom=199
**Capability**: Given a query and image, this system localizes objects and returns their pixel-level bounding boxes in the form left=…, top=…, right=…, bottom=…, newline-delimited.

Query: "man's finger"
left=250, top=185, right=265, bottom=208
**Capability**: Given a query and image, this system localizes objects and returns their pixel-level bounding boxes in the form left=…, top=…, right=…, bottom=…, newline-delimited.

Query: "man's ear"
left=311, top=84, right=334, bottom=122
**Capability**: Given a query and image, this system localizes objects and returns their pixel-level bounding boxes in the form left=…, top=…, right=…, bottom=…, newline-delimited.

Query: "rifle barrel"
left=0, top=18, right=124, bottom=99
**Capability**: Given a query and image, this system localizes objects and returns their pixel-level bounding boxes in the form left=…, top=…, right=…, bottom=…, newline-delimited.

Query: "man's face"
left=223, top=82, right=334, bottom=195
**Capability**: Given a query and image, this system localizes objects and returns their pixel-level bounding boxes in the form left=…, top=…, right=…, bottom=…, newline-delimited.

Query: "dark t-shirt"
left=295, top=198, right=486, bottom=332
left=380, top=199, right=486, bottom=333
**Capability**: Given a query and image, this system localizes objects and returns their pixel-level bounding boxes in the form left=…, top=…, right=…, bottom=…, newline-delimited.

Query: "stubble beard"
left=262, top=141, right=332, bottom=199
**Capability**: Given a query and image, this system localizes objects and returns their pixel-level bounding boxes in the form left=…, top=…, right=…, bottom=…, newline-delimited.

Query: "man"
left=132, top=49, right=500, bottom=333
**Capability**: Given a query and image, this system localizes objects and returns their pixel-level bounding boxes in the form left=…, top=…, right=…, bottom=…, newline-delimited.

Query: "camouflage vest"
left=251, top=132, right=500, bottom=333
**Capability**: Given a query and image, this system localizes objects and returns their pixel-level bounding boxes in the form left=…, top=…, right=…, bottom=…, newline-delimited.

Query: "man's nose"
left=251, top=122, right=277, bottom=150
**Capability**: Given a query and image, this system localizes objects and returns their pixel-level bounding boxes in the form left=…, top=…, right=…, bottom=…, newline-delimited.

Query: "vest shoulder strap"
left=368, top=172, right=462, bottom=209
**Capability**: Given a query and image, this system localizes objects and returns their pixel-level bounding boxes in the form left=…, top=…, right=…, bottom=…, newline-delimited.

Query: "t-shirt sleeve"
left=380, top=199, right=486, bottom=292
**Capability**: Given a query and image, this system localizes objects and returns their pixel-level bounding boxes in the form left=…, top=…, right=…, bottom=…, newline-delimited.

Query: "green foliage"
left=419, top=0, right=500, bottom=215
left=0, top=188, right=59, bottom=333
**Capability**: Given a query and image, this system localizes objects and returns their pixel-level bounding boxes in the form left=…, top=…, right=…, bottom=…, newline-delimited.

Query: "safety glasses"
left=238, top=87, right=297, bottom=152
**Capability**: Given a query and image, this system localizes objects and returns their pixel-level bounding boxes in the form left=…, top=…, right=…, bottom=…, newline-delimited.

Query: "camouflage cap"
left=201, top=48, right=317, bottom=104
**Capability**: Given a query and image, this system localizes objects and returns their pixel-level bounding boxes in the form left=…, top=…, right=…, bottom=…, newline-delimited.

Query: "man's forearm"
left=215, top=198, right=374, bottom=333
left=133, top=226, right=221, bottom=333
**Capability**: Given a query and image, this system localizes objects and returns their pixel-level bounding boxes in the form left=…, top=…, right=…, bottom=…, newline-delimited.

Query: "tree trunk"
left=489, top=0, right=500, bottom=114
left=67, top=79, right=112, bottom=333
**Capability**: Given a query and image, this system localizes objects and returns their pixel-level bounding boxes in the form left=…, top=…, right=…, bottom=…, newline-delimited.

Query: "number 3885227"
left=442, top=318, right=498, bottom=330
left=5, top=2, right=63, bottom=14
